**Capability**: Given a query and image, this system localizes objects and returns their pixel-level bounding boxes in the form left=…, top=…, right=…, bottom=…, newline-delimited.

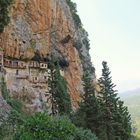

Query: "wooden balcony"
left=4, top=59, right=26, bottom=69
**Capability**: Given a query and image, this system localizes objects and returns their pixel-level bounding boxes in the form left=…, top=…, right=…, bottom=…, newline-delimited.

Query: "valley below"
left=120, top=89, right=140, bottom=138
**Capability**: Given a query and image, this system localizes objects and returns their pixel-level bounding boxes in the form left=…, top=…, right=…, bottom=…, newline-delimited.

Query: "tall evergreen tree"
left=116, top=101, right=131, bottom=140
left=48, top=55, right=71, bottom=115
left=98, top=61, right=132, bottom=140
left=98, top=61, right=121, bottom=140
left=71, top=72, right=102, bottom=138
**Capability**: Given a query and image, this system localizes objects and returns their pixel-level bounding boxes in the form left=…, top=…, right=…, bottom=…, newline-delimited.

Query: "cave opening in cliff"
left=60, top=34, right=71, bottom=44
left=58, top=58, right=69, bottom=68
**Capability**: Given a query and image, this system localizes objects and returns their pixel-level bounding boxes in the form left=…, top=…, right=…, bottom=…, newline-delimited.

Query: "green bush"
left=66, top=0, right=82, bottom=28
left=0, top=0, right=13, bottom=33
left=0, top=77, right=25, bottom=140
left=14, top=112, right=99, bottom=140
left=1, top=77, right=23, bottom=113
left=14, top=113, right=76, bottom=140
left=74, top=128, right=99, bottom=140
left=130, top=135, right=140, bottom=140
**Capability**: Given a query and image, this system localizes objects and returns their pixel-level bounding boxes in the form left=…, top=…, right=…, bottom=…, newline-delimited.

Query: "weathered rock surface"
left=0, top=96, right=11, bottom=125
left=0, top=0, right=95, bottom=112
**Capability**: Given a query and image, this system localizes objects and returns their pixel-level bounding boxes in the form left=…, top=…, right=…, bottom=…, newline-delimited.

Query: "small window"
left=13, top=61, right=18, bottom=67
left=35, top=77, right=37, bottom=80
left=9, top=61, right=12, bottom=64
left=44, top=76, right=47, bottom=79
left=16, top=70, right=19, bottom=75
left=42, top=64, right=44, bottom=67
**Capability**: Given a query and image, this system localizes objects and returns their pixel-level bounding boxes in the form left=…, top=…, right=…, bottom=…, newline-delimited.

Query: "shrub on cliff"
left=0, top=0, right=13, bottom=33
left=66, top=0, right=82, bottom=28
left=14, top=113, right=75, bottom=140
left=14, top=112, right=98, bottom=140
left=0, top=77, right=25, bottom=139
left=74, top=128, right=98, bottom=140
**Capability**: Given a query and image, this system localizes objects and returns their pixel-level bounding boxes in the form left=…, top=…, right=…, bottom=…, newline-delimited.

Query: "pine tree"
left=98, top=61, right=132, bottom=140
left=116, top=101, right=131, bottom=140
left=71, top=72, right=102, bottom=138
left=48, top=55, right=71, bottom=115
left=53, top=61, right=71, bottom=114
left=98, top=61, right=120, bottom=140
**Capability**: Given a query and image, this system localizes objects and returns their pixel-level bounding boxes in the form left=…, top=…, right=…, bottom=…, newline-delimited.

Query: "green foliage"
left=117, top=101, right=131, bottom=140
left=1, top=77, right=23, bottom=113
left=74, top=128, right=99, bottom=140
left=1, top=77, right=10, bottom=100
left=0, top=109, right=25, bottom=139
left=98, top=61, right=120, bottom=140
left=0, top=0, right=13, bottom=33
left=73, top=41, right=84, bottom=61
left=14, top=112, right=76, bottom=140
left=66, top=0, right=82, bottom=28
left=14, top=112, right=98, bottom=140
left=71, top=72, right=101, bottom=139
left=130, top=135, right=140, bottom=140
left=122, top=93, right=140, bottom=138
left=73, top=39, right=94, bottom=74
left=48, top=55, right=71, bottom=115
left=72, top=13, right=82, bottom=29
left=132, top=119, right=140, bottom=138
left=82, top=38, right=90, bottom=50
left=0, top=123, right=14, bottom=140
left=30, top=39, right=36, bottom=49
left=72, top=61, right=132, bottom=140
left=54, top=62, right=71, bottom=114
left=0, top=77, right=25, bottom=139
left=98, top=61, right=132, bottom=140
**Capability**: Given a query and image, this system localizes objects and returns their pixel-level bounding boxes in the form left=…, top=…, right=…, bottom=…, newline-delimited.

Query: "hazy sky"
left=72, top=0, right=140, bottom=92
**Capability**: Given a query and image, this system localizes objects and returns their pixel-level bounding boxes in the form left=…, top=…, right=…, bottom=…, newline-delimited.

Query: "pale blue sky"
left=72, top=0, right=140, bottom=92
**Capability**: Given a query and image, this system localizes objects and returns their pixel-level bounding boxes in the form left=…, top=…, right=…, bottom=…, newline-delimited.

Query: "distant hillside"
left=120, top=88, right=140, bottom=99
left=120, top=88, right=140, bottom=118
left=120, top=88, right=140, bottom=138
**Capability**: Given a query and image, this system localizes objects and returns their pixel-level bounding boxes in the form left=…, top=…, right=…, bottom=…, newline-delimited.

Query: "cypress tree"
left=48, top=55, right=71, bottom=115
left=53, top=61, right=71, bottom=115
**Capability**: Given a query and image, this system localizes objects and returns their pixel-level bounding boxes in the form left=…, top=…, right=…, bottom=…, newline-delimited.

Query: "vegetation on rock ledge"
left=0, top=0, right=13, bottom=33
left=48, top=55, right=71, bottom=115
left=66, top=0, right=82, bottom=29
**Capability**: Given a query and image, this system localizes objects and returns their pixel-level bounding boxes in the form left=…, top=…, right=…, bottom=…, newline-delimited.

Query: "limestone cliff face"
left=0, top=0, right=95, bottom=113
